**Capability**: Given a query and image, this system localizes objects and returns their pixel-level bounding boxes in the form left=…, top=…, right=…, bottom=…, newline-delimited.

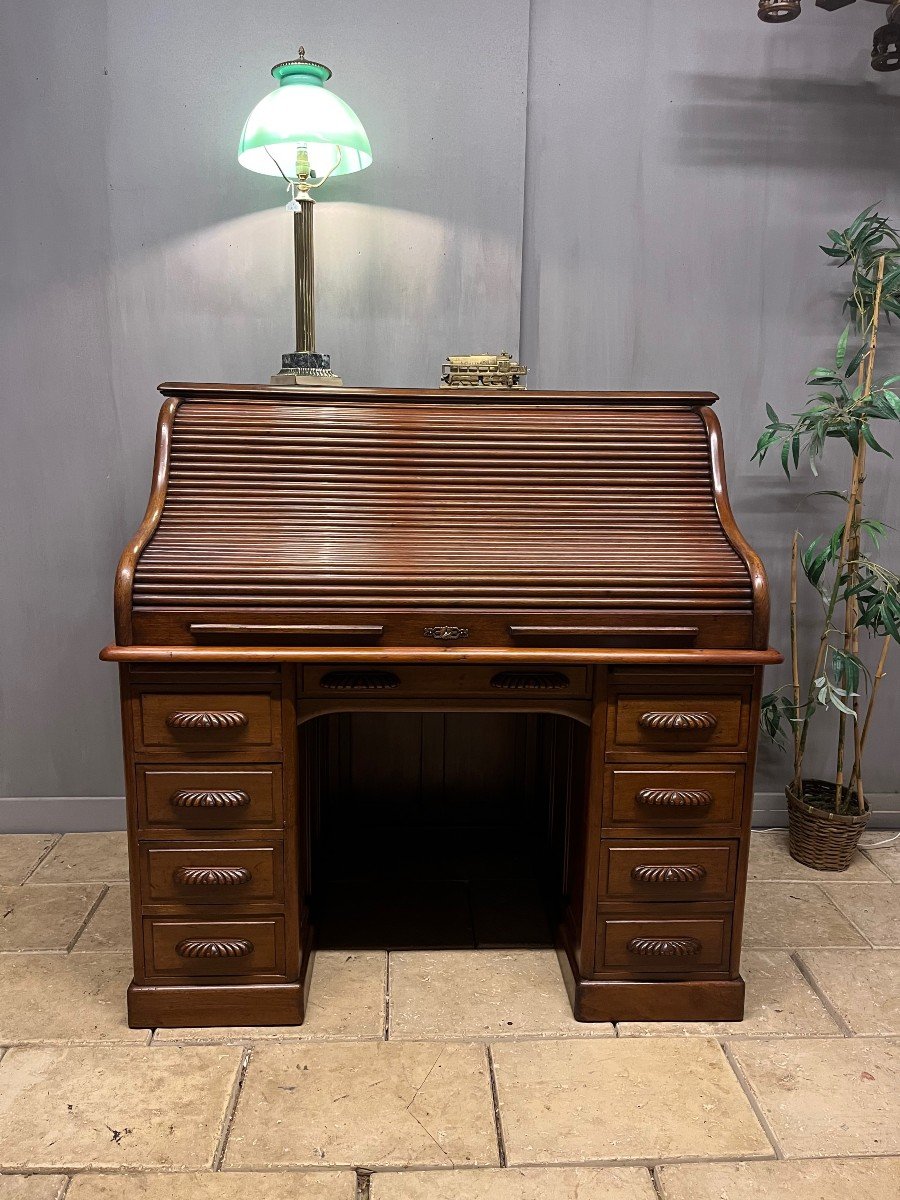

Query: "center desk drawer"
left=143, top=917, right=286, bottom=979
left=600, top=841, right=738, bottom=902
left=137, top=766, right=283, bottom=830
left=303, top=664, right=591, bottom=699
left=139, top=843, right=283, bottom=904
left=135, top=691, right=280, bottom=755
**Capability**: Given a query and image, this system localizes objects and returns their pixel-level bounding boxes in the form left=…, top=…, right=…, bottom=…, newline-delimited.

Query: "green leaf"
left=860, top=518, right=887, bottom=549
left=835, top=324, right=850, bottom=369
left=831, top=692, right=858, bottom=718
left=862, top=423, right=892, bottom=456
left=846, top=342, right=868, bottom=378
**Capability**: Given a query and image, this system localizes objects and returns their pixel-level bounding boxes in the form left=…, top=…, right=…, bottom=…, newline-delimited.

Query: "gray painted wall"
left=1, top=0, right=898, bottom=828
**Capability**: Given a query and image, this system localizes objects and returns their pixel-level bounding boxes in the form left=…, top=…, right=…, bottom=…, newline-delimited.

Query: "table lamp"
left=239, top=47, right=373, bottom=385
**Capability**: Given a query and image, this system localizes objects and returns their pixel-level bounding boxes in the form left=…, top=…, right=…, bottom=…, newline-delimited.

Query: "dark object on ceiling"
left=757, top=0, right=900, bottom=71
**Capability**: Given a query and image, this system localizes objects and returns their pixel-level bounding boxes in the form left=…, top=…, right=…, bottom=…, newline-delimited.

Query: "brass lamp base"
left=271, top=350, right=343, bottom=387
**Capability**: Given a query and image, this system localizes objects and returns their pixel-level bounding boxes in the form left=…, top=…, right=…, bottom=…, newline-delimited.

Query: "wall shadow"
left=675, top=71, right=898, bottom=170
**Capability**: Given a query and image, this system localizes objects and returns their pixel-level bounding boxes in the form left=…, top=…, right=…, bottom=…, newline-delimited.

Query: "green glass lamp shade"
left=239, top=54, right=372, bottom=180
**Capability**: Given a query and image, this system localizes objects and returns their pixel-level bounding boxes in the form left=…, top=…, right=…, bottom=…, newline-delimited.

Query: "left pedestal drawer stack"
left=119, top=666, right=307, bottom=1029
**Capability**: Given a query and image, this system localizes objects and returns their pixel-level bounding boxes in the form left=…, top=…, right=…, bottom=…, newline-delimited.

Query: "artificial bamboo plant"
left=755, top=207, right=900, bottom=816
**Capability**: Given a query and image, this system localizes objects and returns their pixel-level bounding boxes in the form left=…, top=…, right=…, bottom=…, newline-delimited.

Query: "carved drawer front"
left=135, top=691, right=280, bottom=756
left=140, top=843, right=282, bottom=904
left=143, top=917, right=285, bottom=979
left=611, top=693, right=748, bottom=753
left=601, top=841, right=738, bottom=902
left=138, top=766, right=282, bottom=830
left=596, top=913, right=731, bottom=975
left=608, top=767, right=744, bottom=828
left=302, top=664, right=591, bottom=700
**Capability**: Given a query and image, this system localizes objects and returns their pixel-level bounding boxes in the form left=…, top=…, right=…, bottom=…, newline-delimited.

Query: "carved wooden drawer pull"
left=638, top=711, right=718, bottom=732
left=169, top=789, right=251, bottom=810
left=626, top=936, right=702, bottom=957
left=631, top=864, right=707, bottom=885
left=319, top=670, right=400, bottom=690
left=165, top=710, right=249, bottom=731
left=175, top=938, right=254, bottom=959
left=635, top=788, right=713, bottom=809
left=173, top=866, right=252, bottom=887
left=490, top=671, right=570, bottom=691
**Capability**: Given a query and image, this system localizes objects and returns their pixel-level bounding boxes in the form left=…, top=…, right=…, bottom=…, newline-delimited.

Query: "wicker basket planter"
left=786, top=779, right=870, bottom=872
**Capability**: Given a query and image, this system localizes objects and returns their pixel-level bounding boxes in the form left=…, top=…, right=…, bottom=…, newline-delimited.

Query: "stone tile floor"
left=0, top=830, right=898, bottom=1198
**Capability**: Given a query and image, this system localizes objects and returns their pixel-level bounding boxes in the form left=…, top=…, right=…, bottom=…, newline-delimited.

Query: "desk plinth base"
left=128, top=978, right=311, bottom=1029
left=556, top=924, right=745, bottom=1024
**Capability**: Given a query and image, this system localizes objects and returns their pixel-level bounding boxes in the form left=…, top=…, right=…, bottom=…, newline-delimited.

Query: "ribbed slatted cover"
left=132, top=392, right=753, bottom=616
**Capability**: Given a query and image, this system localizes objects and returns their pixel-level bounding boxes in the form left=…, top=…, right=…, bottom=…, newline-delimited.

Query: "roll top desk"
left=101, top=384, right=779, bottom=1028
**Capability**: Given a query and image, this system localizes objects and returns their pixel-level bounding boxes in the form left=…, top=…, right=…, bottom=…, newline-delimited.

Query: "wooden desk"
left=102, top=384, right=779, bottom=1028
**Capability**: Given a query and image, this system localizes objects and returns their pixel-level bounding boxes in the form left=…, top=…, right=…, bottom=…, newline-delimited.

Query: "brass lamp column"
left=293, top=192, right=315, bottom=356
left=239, top=47, right=373, bottom=385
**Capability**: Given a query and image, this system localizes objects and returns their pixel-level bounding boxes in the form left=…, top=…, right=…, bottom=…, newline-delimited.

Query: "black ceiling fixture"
left=758, top=0, right=900, bottom=71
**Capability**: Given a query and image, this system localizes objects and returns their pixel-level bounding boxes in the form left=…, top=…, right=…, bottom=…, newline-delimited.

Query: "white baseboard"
left=752, top=792, right=899, bottom=829
left=0, top=796, right=126, bottom=833
left=0, top=793, right=897, bottom=833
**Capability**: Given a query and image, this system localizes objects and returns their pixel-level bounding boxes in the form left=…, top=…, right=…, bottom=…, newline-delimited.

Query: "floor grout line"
left=384, top=952, right=391, bottom=1041
left=64, top=884, right=108, bottom=953
left=650, top=1164, right=666, bottom=1198
left=814, top=881, right=880, bottom=948
left=790, top=950, right=854, bottom=1037
left=56, top=1176, right=72, bottom=1200
left=211, top=1046, right=252, bottom=1171
left=356, top=1167, right=372, bottom=1199
left=485, top=1045, right=507, bottom=1168
left=722, top=1041, right=784, bottom=1161
left=858, top=847, right=894, bottom=880
left=19, top=833, right=63, bottom=884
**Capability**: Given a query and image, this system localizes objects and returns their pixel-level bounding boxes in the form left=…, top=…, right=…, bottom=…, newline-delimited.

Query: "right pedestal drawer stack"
left=595, top=668, right=756, bottom=982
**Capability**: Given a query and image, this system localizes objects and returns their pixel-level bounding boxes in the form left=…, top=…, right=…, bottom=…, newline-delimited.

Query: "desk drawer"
left=303, top=664, right=591, bottom=699
left=608, top=670, right=752, bottom=755
left=136, top=691, right=280, bottom=755
left=607, top=767, right=744, bottom=827
left=600, top=841, right=738, bottom=902
left=596, top=912, right=731, bottom=975
left=138, top=766, right=283, bottom=830
left=611, top=693, right=747, bottom=752
left=143, top=917, right=285, bottom=979
left=140, top=843, right=283, bottom=904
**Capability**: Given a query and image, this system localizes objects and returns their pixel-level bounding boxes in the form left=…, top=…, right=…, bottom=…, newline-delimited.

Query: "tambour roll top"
left=115, top=384, right=768, bottom=650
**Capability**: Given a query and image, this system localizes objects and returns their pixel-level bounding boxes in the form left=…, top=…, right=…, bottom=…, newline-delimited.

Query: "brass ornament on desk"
left=757, top=0, right=900, bottom=71
left=440, top=352, right=528, bottom=389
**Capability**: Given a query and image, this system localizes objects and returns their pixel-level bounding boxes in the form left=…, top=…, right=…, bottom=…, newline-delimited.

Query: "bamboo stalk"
left=846, top=254, right=886, bottom=813
left=793, top=449, right=862, bottom=791
left=790, top=531, right=801, bottom=777
left=859, top=635, right=891, bottom=759
left=797, top=255, right=885, bottom=800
